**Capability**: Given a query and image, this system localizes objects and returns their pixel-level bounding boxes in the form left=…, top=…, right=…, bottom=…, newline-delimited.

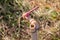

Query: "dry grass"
left=0, top=0, right=60, bottom=40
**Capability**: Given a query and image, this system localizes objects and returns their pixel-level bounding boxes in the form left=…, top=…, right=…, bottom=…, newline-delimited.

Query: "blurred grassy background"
left=0, top=0, right=60, bottom=40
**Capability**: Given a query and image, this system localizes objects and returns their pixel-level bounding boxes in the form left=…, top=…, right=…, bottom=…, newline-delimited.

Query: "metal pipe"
left=29, top=19, right=39, bottom=40
left=31, top=31, right=38, bottom=40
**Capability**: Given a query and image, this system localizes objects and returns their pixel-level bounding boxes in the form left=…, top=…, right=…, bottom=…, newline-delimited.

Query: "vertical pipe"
left=31, top=31, right=37, bottom=40
left=29, top=19, right=39, bottom=40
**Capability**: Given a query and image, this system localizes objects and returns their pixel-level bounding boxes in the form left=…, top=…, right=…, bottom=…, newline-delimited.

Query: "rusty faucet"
left=21, top=6, right=39, bottom=40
